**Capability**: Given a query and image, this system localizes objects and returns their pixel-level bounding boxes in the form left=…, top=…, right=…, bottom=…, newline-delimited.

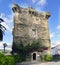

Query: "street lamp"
left=3, top=43, right=7, bottom=55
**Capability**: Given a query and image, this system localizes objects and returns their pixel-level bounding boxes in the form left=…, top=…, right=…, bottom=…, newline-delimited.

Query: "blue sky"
left=0, top=0, right=60, bottom=49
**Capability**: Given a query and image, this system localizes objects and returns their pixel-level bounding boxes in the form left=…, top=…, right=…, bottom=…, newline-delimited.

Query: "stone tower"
left=12, top=4, right=51, bottom=61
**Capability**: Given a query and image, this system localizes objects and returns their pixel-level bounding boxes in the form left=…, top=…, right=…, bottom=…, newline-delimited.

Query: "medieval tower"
left=12, top=4, right=51, bottom=61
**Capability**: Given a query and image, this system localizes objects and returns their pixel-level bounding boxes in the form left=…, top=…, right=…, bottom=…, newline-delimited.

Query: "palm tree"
left=0, top=18, right=6, bottom=41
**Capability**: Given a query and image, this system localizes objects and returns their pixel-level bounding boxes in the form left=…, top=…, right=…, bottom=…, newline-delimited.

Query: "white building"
left=51, top=45, right=60, bottom=55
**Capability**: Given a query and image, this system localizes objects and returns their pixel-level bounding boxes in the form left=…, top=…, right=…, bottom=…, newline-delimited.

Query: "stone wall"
left=12, top=4, right=51, bottom=54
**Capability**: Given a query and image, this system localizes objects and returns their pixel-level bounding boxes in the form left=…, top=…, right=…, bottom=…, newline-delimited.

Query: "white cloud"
left=51, top=43, right=56, bottom=47
left=6, top=44, right=12, bottom=51
left=31, top=0, right=47, bottom=11
left=0, top=13, right=13, bottom=32
left=51, top=40, right=60, bottom=47
left=55, top=40, right=60, bottom=45
left=0, top=41, right=3, bottom=48
left=0, top=13, right=13, bottom=23
left=32, top=0, right=36, bottom=3
left=1, top=22, right=10, bottom=31
left=32, top=0, right=47, bottom=6
left=50, top=32, right=55, bottom=38
left=57, top=25, right=60, bottom=29
left=58, top=34, right=60, bottom=37
left=37, top=0, right=46, bottom=6
left=0, top=41, right=12, bottom=50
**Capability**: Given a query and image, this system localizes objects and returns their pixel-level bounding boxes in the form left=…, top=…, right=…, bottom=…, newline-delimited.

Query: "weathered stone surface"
left=12, top=4, right=51, bottom=61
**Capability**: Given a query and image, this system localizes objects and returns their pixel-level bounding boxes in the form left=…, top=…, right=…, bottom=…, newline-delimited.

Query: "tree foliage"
left=0, top=52, right=15, bottom=65
left=0, top=18, right=6, bottom=41
left=44, top=54, right=52, bottom=61
left=13, top=40, right=49, bottom=61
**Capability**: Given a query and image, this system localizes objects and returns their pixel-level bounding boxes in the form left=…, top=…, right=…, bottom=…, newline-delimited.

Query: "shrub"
left=5, top=55, right=15, bottom=65
left=13, top=54, right=22, bottom=63
left=0, top=52, right=15, bottom=65
left=0, top=52, right=5, bottom=65
left=53, top=54, right=60, bottom=61
left=44, top=54, right=52, bottom=61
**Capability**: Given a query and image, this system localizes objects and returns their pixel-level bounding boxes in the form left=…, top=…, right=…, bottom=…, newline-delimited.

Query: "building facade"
left=12, top=4, right=51, bottom=61
left=51, top=45, right=60, bottom=55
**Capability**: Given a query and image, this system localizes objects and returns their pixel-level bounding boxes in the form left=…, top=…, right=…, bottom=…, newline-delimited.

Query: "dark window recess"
left=12, top=7, right=17, bottom=12
left=17, top=24, right=27, bottom=28
left=29, top=10, right=36, bottom=15
left=20, top=18, right=27, bottom=23
left=20, top=18, right=25, bottom=21
left=32, top=29, right=36, bottom=31
left=46, top=15, right=50, bottom=19
left=34, top=12, right=38, bottom=16
left=29, top=11, right=31, bottom=14
left=20, top=24, right=27, bottom=27
left=14, top=7, right=17, bottom=11
left=32, top=12, right=34, bottom=14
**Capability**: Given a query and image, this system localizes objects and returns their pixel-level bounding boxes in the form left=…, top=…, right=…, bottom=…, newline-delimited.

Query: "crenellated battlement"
left=12, top=4, right=50, bottom=19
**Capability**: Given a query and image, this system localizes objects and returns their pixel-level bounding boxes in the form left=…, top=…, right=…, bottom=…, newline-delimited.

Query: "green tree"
left=0, top=52, right=15, bottom=65
left=44, top=54, right=52, bottom=61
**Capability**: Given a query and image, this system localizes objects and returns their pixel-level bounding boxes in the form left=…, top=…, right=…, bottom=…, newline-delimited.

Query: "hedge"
left=0, top=52, right=15, bottom=65
left=44, top=54, right=52, bottom=61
